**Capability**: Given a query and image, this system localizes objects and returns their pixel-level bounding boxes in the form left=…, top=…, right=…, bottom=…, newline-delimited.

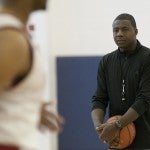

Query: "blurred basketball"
left=107, top=115, right=136, bottom=149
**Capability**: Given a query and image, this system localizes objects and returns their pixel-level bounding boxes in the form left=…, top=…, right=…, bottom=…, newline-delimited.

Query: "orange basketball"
left=107, top=115, right=136, bottom=149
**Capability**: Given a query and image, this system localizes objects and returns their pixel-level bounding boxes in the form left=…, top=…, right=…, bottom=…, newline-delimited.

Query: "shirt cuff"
left=91, top=101, right=106, bottom=113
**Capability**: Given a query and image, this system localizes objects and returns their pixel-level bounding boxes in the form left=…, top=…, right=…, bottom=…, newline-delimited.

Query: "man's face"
left=112, top=20, right=137, bottom=51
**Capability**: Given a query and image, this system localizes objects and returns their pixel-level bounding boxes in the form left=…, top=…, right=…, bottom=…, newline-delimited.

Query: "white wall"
left=48, top=0, right=150, bottom=56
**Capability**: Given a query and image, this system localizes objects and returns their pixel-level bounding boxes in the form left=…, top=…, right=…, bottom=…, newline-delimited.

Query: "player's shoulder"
left=0, top=27, right=29, bottom=51
left=0, top=27, right=31, bottom=61
left=0, top=28, right=31, bottom=90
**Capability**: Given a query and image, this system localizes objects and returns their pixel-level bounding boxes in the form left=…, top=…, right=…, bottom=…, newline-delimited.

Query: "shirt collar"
left=118, top=40, right=142, bottom=57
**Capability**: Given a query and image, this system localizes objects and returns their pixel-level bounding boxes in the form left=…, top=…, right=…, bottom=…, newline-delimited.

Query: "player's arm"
left=39, top=102, right=65, bottom=133
left=0, top=28, right=31, bottom=91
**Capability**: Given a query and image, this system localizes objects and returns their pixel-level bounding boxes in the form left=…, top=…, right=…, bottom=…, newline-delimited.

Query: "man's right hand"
left=96, top=122, right=120, bottom=146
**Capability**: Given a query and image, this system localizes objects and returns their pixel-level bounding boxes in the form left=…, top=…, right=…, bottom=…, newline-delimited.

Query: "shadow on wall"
left=57, top=56, right=108, bottom=150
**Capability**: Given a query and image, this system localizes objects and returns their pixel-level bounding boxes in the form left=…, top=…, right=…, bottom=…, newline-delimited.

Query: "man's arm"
left=91, top=108, right=105, bottom=128
left=118, top=53, right=150, bottom=128
left=0, top=28, right=31, bottom=91
left=91, top=58, right=109, bottom=135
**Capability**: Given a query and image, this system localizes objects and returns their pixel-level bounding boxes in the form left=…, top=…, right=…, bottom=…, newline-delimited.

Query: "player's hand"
left=39, top=102, right=65, bottom=133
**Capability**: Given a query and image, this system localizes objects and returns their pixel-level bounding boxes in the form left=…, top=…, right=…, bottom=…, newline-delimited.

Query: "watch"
left=115, top=120, right=122, bottom=129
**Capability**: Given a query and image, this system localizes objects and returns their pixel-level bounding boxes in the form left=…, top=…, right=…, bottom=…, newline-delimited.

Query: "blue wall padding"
left=57, top=56, right=108, bottom=150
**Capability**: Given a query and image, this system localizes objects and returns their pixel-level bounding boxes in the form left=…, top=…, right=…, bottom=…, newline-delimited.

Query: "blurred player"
left=0, top=0, right=64, bottom=150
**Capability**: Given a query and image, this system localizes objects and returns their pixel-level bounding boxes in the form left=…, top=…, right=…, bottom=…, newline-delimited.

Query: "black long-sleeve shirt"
left=92, top=41, right=150, bottom=149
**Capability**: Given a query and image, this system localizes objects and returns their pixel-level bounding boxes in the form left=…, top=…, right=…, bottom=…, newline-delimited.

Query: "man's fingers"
left=96, top=123, right=106, bottom=135
left=109, top=137, right=120, bottom=148
left=96, top=124, right=105, bottom=130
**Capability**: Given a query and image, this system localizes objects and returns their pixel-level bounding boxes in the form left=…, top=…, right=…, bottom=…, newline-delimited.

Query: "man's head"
left=32, top=0, right=47, bottom=10
left=112, top=13, right=138, bottom=52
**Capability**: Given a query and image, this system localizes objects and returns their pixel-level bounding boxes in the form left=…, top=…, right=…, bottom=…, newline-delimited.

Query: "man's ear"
left=135, top=28, right=138, bottom=35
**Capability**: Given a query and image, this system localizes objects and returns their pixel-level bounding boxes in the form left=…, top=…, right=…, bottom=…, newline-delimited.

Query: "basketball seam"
left=126, top=125, right=131, bottom=145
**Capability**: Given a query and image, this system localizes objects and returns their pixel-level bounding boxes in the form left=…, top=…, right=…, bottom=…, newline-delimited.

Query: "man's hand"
left=39, top=102, right=65, bottom=133
left=109, top=137, right=120, bottom=149
left=97, top=123, right=120, bottom=146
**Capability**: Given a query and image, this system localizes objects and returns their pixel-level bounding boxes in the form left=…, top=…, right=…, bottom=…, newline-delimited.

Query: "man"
left=0, top=0, right=64, bottom=150
left=91, top=13, right=150, bottom=149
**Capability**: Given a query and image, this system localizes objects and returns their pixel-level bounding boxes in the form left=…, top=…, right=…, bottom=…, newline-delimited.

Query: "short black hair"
left=114, top=13, right=137, bottom=28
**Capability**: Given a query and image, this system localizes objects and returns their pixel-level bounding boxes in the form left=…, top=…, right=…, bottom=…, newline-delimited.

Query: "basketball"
left=107, top=115, right=136, bottom=149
